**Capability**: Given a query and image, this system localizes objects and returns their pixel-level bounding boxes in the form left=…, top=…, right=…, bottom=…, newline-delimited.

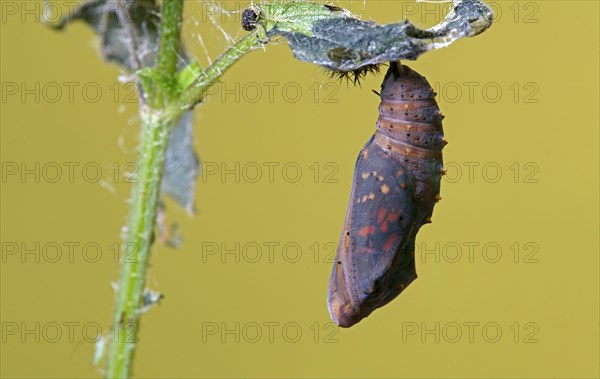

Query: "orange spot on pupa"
left=358, top=226, right=376, bottom=237
left=387, top=211, right=401, bottom=223
left=381, top=222, right=389, bottom=233
left=377, top=208, right=388, bottom=224
left=401, top=182, right=408, bottom=189
left=381, top=184, right=390, bottom=194
left=378, top=208, right=391, bottom=233
left=383, top=234, right=399, bottom=252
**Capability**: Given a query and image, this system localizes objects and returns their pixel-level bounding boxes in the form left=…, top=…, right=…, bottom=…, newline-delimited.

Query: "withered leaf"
left=48, top=0, right=200, bottom=213
left=261, top=0, right=493, bottom=72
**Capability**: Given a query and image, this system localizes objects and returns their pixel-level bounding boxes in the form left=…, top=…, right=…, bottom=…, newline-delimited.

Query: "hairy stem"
left=174, top=32, right=262, bottom=114
left=105, top=1, right=184, bottom=378
left=104, top=2, right=261, bottom=377
left=105, top=110, right=173, bottom=379
left=156, top=0, right=183, bottom=79
left=155, top=0, right=184, bottom=106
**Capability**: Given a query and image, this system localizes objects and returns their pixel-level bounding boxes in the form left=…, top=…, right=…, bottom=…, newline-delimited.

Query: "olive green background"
left=1, top=1, right=598, bottom=378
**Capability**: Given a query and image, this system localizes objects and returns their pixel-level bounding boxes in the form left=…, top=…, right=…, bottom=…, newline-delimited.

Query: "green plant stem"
left=174, top=32, right=262, bottom=114
left=105, top=3, right=261, bottom=377
left=156, top=0, right=183, bottom=79
left=105, top=1, right=184, bottom=378
left=105, top=110, right=173, bottom=379
left=155, top=0, right=184, bottom=106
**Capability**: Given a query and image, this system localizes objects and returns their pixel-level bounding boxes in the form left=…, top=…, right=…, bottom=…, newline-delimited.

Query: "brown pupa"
left=328, top=62, right=446, bottom=327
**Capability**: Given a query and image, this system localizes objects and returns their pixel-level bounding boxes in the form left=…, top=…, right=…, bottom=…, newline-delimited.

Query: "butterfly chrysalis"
left=328, top=62, right=446, bottom=327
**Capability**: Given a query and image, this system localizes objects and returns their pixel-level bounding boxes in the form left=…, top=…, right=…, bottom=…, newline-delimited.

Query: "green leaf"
left=176, top=61, right=203, bottom=92
left=136, top=67, right=158, bottom=95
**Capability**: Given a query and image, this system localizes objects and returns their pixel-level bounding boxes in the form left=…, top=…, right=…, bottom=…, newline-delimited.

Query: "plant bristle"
left=329, top=64, right=381, bottom=86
